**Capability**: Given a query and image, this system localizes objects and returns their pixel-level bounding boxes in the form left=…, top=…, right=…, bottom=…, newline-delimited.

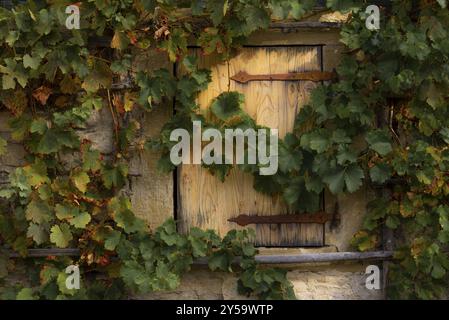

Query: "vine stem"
left=227, top=59, right=231, bottom=92
left=107, top=89, right=120, bottom=149
left=92, top=55, right=112, bottom=64
left=389, top=103, right=401, bottom=146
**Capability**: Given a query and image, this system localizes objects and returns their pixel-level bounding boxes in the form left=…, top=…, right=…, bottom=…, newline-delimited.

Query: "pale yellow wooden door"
left=178, top=46, right=324, bottom=246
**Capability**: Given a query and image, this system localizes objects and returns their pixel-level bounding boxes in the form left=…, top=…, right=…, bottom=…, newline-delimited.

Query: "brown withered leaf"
left=60, top=74, right=81, bottom=94
left=112, top=93, right=125, bottom=115
left=81, top=60, right=112, bottom=92
left=54, top=95, right=70, bottom=108
left=0, top=89, right=28, bottom=116
left=124, top=92, right=136, bottom=112
left=111, top=31, right=130, bottom=50
left=32, top=86, right=52, bottom=105
left=154, top=25, right=169, bottom=40
left=127, top=31, right=138, bottom=45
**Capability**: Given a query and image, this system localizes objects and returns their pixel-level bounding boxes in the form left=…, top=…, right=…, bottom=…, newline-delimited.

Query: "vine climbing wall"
left=0, top=9, right=382, bottom=300
left=8, top=0, right=448, bottom=300
left=119, top=14, right=382, bottom=300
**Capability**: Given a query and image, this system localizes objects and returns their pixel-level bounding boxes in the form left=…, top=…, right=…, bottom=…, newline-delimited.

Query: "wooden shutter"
left=178, top=46, right=324, bottom=246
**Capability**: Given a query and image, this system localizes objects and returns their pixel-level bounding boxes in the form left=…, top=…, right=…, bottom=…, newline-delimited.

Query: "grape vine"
left=1, top=0, right=449, bottom=300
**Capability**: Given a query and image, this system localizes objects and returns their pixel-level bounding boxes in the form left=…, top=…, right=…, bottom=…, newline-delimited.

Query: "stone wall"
left=136, top=262, right=383, bottom=300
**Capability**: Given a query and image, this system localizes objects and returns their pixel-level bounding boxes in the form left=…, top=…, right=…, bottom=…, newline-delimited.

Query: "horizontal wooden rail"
left=87, top=21, right=343, bottom=49
left=7, top=248, right=81, bottom=258
left=6, top=249, right=394, bottom=264
left=194, top=251, right=394, bottom=265
left=254, top=251, right=394, bottom=264
left=269, top=21, right=343, bottom=29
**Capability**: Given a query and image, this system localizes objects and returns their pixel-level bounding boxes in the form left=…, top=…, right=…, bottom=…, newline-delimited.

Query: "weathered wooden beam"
left=253, top=251, right=395, bottom=264
left=6, top=248, right=394, bottom=265
left=371, top=177, right=408, bottom=189
left=111, top=80, right=135, bottom=90
left=193, top=251, right=394, bottom=265
left=269, top=21, right=343, bottom=30
left=87, top=22, right=343, bottom=49
left=7, top=248, right=81, bottom=258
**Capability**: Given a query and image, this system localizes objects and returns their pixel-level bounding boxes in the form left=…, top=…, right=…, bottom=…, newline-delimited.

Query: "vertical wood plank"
left=179, top=46, right=324, bottom=246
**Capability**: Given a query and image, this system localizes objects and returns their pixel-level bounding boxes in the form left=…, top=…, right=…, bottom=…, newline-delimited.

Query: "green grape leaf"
left=70, top=212, right=91, bottom=229
left=23, top=54, right=42, bottom=70
left=2, top=75, right=15, bottom=90
left=158, top=28, right=187, bottom=62
left=57, top=271, right=77, bottom=296
left=50, top=223, right=73, bottom=248
left=26, top=200, right=53, bottom=224
left=366, top=130, right=393, bottom=156
left=23, top=159, right=50, bottom=187
left=208, top=0, right=229, bottom=25
left=71, top=170, right=90, bottom=193
left=82, top=145, right=102, bottom=172
left=386, top=215, right=400, bottom=229
left=431, top=262, right=446, bottom=279
left=81, top=60, right=112, bottom=92
left=369, top=163, right=391, bottom=184
left=29, top=118, right=47, bottom=134
left=111, top=31, right=130, bottom=50
left=27, top=223, right=48, bottom=245
left=208, top=251, right=232, bottom=272
left=102, top=164, right=128, bottom=189
left=323, top=164, right=364, bottom=194
left=114, top=209, right=144, bottom=234
left=55, top=204, right=77, bottom=220
left=110, top=197, right=146, bottom=234
left=210, top=92, right=244, bottom=120
left=0, top=137, right=6, bottom=155
left=16, top=288, right=37, bottom=300
left=104, top=230, right=122, bottom=251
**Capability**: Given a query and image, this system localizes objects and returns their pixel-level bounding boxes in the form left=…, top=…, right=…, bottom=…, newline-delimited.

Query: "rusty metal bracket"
left=230, top=70, right=336, bottom=84
left=228, top=212, right=340, bottom=226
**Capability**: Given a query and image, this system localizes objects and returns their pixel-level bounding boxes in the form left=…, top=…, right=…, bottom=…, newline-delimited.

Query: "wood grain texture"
left=178, top=46, right=324, bottom=246
left=245, top=30, right=341, bottom=46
